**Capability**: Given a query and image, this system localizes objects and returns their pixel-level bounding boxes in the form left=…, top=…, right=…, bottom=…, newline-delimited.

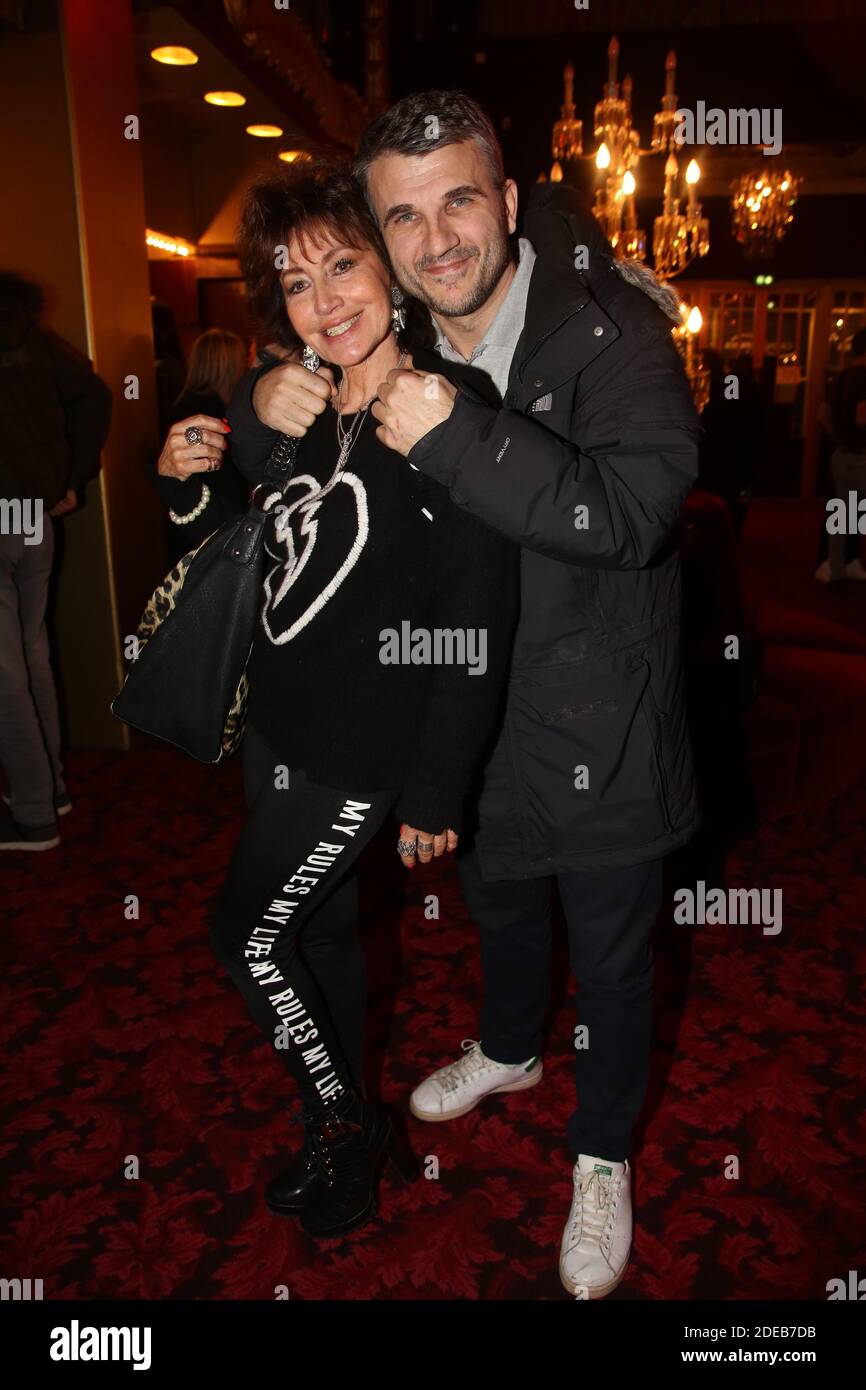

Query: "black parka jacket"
left=405, top=183, right=702, bottom=878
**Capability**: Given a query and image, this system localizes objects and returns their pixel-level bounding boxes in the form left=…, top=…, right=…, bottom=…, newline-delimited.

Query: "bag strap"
left=261, top=431, right=301, bottom=484
left=256, top=353, right=320, bottom=485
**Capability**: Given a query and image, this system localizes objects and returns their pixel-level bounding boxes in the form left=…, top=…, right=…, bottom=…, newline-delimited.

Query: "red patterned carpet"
left=2, top=740, right=865, bottom=1300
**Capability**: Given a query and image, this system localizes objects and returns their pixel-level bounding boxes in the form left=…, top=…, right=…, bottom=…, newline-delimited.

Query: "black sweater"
left=233, top=360, right=519, bottom=835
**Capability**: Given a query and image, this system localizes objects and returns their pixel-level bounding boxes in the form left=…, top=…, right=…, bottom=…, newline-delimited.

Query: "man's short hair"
left=354, top=91, right=505, bottom=206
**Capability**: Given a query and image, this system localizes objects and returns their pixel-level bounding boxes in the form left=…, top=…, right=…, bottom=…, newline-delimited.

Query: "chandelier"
left=547, top=37, right=709, bottom=277
left=650, top=51, right=709, bottom=280
left=591, top=38, right=645, bottom=260
left=673, top=304, right=711, bottom=415
left=551, top=60, right=583, bottom=167
left=730, top=169, right=801, bottom=259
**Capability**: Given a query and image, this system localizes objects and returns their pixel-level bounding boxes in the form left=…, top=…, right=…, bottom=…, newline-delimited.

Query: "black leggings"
left=210, top=725, right=398, bottom=1106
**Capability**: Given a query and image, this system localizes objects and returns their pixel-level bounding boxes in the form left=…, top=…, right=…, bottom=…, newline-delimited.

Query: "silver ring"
left=417, top=840, right=434, bottom=852
left=208, top=460, right=218, bottom=471
left=185, top=426, right=203, bottom=446
left=397, top=837, right=417, bottom=857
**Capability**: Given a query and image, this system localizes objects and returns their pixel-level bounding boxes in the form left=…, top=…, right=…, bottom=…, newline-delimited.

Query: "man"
left=0, top=271, right=111, bottom=850
left=227, top=93, right=700, bottom=1298
left=815, top=326, right=866, bottom=583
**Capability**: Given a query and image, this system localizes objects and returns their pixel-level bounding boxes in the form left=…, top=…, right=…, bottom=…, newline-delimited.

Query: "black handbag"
left=111, top=430, right=299, bottom=763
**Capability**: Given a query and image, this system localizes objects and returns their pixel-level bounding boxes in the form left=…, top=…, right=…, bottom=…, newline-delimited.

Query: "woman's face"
left=279, top=227, right=393, bottom=368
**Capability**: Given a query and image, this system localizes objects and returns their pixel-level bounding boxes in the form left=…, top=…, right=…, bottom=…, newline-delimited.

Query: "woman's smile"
left=323, top=310, right=363, bottom=339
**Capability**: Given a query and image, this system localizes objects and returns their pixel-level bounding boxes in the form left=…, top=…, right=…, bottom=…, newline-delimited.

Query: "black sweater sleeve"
left=393, top=497, right=519, bottom=835
left=227, top=362, right=281, bottom=484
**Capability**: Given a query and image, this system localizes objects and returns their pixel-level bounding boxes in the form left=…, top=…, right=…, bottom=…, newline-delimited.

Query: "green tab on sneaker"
left=524, top=1056, right=539, bottom=1071
left=593, top=1163, right=613, bottom=1176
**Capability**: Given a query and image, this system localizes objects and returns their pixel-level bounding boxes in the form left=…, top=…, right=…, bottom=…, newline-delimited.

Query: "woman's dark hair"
left=238, top=162, right=399, bottom=353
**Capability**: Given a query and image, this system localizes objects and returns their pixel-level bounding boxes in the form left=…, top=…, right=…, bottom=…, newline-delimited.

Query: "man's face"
left=366, top=139, right=518, bottom=318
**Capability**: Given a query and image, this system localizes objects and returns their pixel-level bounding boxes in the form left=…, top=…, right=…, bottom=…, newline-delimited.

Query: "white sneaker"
left=559, top=1154, right=632, bottom=1299
left=844, top=559, right=866, bottom=581
left=409, top=1039, right=542, bottom=1121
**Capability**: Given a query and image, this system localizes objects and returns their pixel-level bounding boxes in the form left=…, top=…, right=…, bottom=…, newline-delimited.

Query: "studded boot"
left=300, top=1088, right=418, bottom=1238
left=264, top=1104, right=323, bottom=1215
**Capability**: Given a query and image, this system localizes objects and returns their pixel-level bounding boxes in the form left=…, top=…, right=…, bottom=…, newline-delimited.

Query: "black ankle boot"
left=265, top=1106, right=322, bottom=1215
left=300, top=1089, right=417, bottom=1238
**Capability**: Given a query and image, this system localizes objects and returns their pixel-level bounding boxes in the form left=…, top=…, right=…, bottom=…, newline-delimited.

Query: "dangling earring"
left=302, top=344, right=319, bottom=371
left=391, top=285, right=406, bottom=333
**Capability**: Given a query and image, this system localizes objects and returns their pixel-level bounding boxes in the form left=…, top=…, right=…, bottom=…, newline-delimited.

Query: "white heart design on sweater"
left=261, top=469, right=369, bottom=646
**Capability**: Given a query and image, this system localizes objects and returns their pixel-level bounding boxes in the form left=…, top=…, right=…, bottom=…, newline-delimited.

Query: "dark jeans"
left=209, top=725, right=398, bottom=1102
left=458, top=847, right=663, bottom=1163
left=0, top=520, right=67, bottom=827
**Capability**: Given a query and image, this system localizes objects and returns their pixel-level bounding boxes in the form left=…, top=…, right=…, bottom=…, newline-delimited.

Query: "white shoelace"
left=569, top=1170, right=617, bottom=1251
left=439, top=1039, right=497, bottom=1094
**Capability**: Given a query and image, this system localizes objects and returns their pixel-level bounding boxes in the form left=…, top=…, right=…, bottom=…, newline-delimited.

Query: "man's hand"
left=157, top=415, right=229, bottom=481
left=372, top=353, right=456, bottom=456
left=49, top=489, right=78, bottom=517
left=398, top=823, right=459, bottom=868
left=253, top=361, right=336, bottom=437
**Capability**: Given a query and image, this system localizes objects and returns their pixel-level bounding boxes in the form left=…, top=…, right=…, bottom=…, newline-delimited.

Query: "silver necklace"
left=334, top=346, right=407, bottom=458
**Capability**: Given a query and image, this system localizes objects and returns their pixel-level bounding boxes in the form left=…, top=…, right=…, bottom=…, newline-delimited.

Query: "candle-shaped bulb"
left=607, top=35, right=619, bottom=89
left=596, top=142, right=611, bottom=170
left=665, top=49, right=676, bottom=96
left=622, top=170, right=636, bottom=195
left=685, top=159, right=700, bottom=184
left=686, top=305, right=702, bottom=334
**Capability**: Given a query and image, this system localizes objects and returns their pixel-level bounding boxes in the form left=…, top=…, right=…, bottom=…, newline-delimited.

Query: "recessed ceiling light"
left=246, top=124, right=283, bottom=138
left=151, top=46, right=198, bottom=66
left=204, top=91, right=246, bottom=107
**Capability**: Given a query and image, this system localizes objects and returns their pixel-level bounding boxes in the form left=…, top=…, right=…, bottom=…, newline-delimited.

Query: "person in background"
left=154, top=328, right=248, bottom=566
left=815, top=326, right=866, bottom=583
left=697, top=349, right=762, bottom=538
left=0, top=270, right=111, bottom=851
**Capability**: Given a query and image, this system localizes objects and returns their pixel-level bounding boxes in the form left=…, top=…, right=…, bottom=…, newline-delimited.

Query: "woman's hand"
left=398, top=823, right=459, bottom=868
left=252, top=361, right=336, bottom=437
left=157, top=415, right=230, bottom=481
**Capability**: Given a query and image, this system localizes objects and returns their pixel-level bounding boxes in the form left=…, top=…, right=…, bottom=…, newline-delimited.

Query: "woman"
left=206, top=163, right=519, bottom=1240
left=154, top=328, right=249, bottom=565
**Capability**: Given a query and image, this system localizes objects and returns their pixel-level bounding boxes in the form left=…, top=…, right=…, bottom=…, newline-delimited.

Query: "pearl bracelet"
left=169, top=482, right=211, bottom=525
